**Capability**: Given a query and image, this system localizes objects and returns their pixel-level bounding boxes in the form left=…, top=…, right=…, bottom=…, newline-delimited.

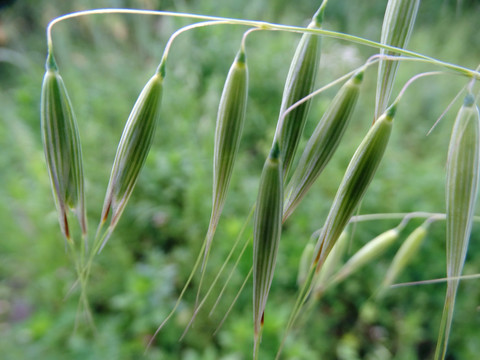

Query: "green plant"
left=38, top=1, right=480, bottom=359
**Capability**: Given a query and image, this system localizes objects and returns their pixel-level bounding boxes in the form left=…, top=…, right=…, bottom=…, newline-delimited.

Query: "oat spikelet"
left=41, top=52, right=86, bottom=243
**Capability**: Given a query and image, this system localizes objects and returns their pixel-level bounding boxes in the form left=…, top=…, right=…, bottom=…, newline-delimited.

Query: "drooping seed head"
left=273, top=12, right=322, bottom=178
left=41, top=52, right=86, bottom=242
left=314, top=106, right=395, bottom=272
left=99, top=71, right=163, bottom=250
left=381, top=223, right=428, bottom=292
left=330, top=228, right=399, bottom=286
left=375, top=0, right=420, bottom=119
left=204, top=47, right=248, bottom=260
left=436, top=93, right=480, bottom=360
left=283, top=70, right=363, bottom=221
left=253, top=142, right=283, bottom=351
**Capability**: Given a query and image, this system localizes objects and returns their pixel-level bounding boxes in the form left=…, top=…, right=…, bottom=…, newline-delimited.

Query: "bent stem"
left=46, top=9, right=480, bottom=80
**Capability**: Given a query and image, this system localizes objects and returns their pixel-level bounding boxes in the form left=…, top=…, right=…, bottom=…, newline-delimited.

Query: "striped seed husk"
left=99, top=71, right=163, bottom=250
left=205, top=48, right=248, bottom=258
left=253, top=142, right=283, bottom=346
left=330, top=228, right=399, bottom=286
left=381, top=223, right=428, bottom=291
left=313, top=107, right=395, bottom=272
left=283, top=70, right=363, bottom=221
left=274, top=10, right=322, bottom=178
left=375, top=0, right=420, bottom=119
left=435, top=93, right=480, bottom=360
left=41, top=53, right=86, bottom=242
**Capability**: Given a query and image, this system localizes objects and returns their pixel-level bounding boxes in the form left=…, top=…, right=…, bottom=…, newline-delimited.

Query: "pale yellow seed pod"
left=381, top=223, right=428, bottom=291
left=330, top=228, right=399, bottom=286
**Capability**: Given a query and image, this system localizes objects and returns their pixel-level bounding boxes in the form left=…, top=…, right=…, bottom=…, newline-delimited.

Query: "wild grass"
left=4, top=0, right=480, bottom=359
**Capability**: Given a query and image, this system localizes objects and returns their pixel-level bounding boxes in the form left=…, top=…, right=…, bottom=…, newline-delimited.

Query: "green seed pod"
left=381, top=223, right=428, bottom=291
left=330, top=228, right=399, bottom=286
left=375, top=0, right=420, bottom=119
left=314, top=107, right=395, bottom=271
left=253, top=142, right=283, bottom=350
left=283, top=70, right=363, bottom=221
left=41, top=53, right=86, bottom=242
left=204, top=48, right=248, bottom=262
left=99, top=71, right=163, bottom=250
left=274, top=8, right=323, bottom=178
left=436, top=93, right=480, bottom=360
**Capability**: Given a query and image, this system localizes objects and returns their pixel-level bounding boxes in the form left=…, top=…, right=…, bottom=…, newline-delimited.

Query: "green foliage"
left=1, top=0, right=480, bottom=359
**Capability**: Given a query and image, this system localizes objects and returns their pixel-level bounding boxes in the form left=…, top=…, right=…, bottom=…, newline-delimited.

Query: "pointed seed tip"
left=46, top=52, right=57, bottom=71
left=353, top=69, right=364, bottom=83
left=236, top=48, right=246, bottom=64
left=270, top=142, right=281, bottom=159
left=313, top=1, right=327, bottom=26
left=386, top=104, right=397, bottom=119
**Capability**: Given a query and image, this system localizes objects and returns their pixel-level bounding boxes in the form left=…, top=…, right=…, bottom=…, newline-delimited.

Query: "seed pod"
left=283, top=70, right=363, bottom=221
left=314, top=107, right=395, bottom=271
left=436, top=93, right=480, bottom=360
left=99, top=71, right=163, bottom=251
left=274, top=8, right=323, bottom=178
left=41, top=53, right=86, bottom=242
left=330, top=228, right=399, bottom=286
left=253, top=142, right=283, bottom=353
left=204, top=48, right=248, bottom=263
left=375, top=0, right=419, bottom=119
left=381, top=223, right=428, bottom=291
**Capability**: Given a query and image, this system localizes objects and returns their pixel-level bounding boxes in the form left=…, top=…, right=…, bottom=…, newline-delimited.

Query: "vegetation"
left=1, top=0, right=479, bottom=359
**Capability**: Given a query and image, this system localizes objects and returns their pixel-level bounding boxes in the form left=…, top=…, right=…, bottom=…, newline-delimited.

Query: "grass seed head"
left=205, top=47, right=248, bottom=257
left=253, top=142, right=283, bottom=350
left=381, top=223, right=428, bottom=292
left=274, top=15, right=322, bottom=178
left=375, top=0, right=420, bottom=119
left=436, top=93, right=480, bottom=360
left=283, top=70, right=363, bottom=221
left=99, top=71, right=163, bottom=249
left=41, top=53, right=86, bottom=242
left=314, top=107, right=395, bottom=272
left=331, top=228, right=399, bottom=286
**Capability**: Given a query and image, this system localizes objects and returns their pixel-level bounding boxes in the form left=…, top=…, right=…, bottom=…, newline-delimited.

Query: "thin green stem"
left=46, top=8, right=480, bottom=79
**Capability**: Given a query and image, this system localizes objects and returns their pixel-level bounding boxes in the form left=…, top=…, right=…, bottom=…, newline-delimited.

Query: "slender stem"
left=350, top=212, right=445, bottom=223
left=392, top=71, right=446, bottom=107
left=46, top=8, right=480, bottom=79
left=157, top=20, right=231, bottom=74
left=392, top=273, right=480, bottom=288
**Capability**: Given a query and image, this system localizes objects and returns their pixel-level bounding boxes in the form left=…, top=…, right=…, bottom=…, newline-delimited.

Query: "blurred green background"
left=1, top=0, right=479, bottom=359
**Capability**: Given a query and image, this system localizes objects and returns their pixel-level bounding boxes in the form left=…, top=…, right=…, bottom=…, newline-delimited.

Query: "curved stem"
left=46, top=8, right=480, bottom=79
left=157, top=20, right=231, bottom=75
